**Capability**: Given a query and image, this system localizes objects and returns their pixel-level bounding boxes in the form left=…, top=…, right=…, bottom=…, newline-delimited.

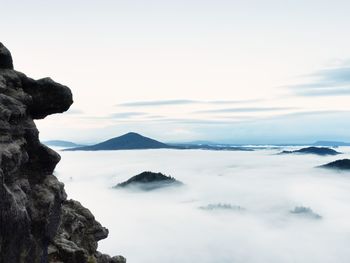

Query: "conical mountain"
left=66, top=132, right=170, bottom=151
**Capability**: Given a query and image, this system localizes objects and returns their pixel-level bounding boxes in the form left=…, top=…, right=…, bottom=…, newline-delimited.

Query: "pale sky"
left=2, top=0, right=350, bottom=143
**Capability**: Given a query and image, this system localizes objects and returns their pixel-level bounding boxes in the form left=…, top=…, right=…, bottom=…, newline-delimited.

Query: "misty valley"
left=54, top=147, right=350, bottom=263
left=2, top=2, right=350, bottom=261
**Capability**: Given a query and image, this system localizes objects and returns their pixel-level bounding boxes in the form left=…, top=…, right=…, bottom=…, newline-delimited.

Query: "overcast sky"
left=2, top=0, right=350, bottom=143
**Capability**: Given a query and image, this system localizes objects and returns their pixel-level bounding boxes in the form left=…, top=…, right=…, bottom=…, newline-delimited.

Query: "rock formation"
left=0, top=43, right=125, bottom=263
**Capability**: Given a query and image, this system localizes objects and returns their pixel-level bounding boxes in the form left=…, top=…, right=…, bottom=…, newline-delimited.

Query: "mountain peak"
left=66, top=132, right=170, bottom=151
left=123, top=132, right=143, bottom=137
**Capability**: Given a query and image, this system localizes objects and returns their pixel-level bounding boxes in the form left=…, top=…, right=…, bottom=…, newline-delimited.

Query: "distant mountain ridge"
left=44, top=140, right=85, bottom=148
left=64, top=132, right=255, bottom=151
left=58, top=134, right=350, bottom=151
left=65, top=132, right=170, bottom=151
left=279, top=146, right=341, bottom=156
left=313, top=141, right=350, bottom=147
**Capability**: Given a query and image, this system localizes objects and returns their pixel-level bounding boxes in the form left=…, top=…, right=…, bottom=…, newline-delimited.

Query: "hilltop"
left=279, top=146, right=341, bottom=156
left=65, top=132, right=255, bottom=151
left=114, top=171, right=183, bottom=191
left=66, top=132, right=170, bottom=151
left=320, top=159, right=350, bottom=170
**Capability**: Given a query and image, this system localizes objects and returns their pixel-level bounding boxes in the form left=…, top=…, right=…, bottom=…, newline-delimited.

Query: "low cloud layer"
left=56, top=147, right=350, bottom=263
left=117, top=99, right=262, bottom=107
left=195, top=107, right=297, bottom=114
left=109, top=112, right=147, bottom=119
left=118, top=99, right=198, bottom=107
left=37, top=109, right=350, bottom=144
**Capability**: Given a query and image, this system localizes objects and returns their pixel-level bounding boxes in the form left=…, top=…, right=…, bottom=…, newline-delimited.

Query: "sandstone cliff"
left=0, top=43, right=125, bottom=263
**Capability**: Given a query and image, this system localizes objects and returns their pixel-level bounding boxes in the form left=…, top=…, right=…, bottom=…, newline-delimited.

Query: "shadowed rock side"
left=0, top=43, right=125, bottom=263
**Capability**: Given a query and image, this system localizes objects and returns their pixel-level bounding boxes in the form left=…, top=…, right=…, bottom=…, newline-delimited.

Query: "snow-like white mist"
left=54, top=147, right=350, bottom=263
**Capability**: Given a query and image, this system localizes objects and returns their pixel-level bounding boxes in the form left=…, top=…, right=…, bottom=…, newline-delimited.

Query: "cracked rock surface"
left=0, top=42, right=125, bottom=263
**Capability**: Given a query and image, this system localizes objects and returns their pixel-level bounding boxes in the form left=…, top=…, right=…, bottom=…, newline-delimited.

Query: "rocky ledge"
left=0, top=43, right=125, bottom=263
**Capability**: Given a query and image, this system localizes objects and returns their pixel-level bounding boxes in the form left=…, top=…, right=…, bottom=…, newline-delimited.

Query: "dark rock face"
left=115, top=171, right=182, bottom=191
left=0, top=43, right=125, bottom=263
left=0, top=43, right=13, bottom=69
left=48, top=200, right=123, bottom=263
left=320, top=159, right=350, bottom=170
left=280, top=146, right=341, bottom=156
left=21, top=77, right=73, bottom=119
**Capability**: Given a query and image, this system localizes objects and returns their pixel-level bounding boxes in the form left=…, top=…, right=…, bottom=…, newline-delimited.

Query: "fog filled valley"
left=53, top=147, right=350, bottom=263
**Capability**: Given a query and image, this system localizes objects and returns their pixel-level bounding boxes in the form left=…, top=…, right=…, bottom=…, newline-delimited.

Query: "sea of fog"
left=53, top=147, right=350, bottom=263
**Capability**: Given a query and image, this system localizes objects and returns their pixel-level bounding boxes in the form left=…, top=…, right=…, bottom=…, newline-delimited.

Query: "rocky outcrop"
left=0, top=43, right=13, bottom=69
left=0, top=43, right=125, bottom=263
left=48, top=200, right=125, bottom=263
